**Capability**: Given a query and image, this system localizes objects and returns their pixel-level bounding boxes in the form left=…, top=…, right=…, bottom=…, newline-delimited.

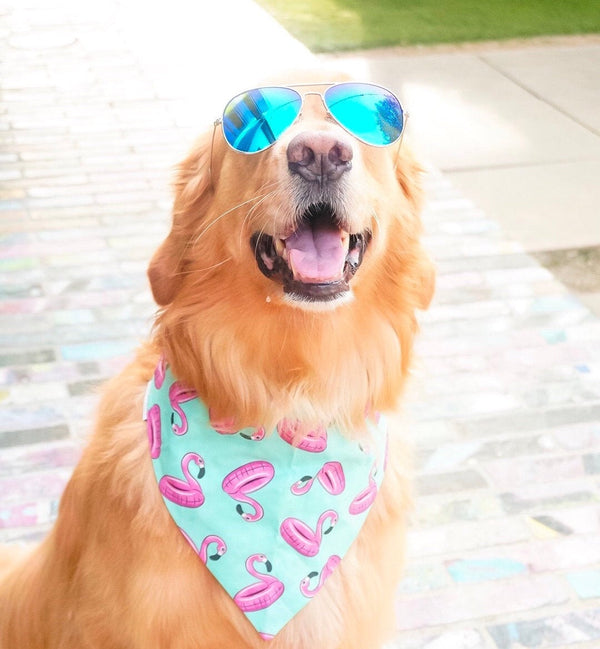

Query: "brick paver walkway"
left=1, top=4, right=599, bottom=649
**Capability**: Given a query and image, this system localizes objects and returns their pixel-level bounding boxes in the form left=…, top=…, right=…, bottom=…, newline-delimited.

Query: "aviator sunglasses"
left=215, top=81, right=406, bottom=154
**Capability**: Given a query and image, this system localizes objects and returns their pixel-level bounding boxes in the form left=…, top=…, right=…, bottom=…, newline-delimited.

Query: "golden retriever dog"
left=0, top=72, right=434, bottom=649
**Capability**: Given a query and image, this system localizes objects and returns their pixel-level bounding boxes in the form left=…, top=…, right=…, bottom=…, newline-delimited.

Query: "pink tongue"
left=285, top=222, right=347, bottom=284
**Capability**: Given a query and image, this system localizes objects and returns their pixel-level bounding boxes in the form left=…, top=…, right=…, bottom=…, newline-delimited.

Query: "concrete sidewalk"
left=1, top=2, right=599, bottom=648
left=325, top=35, right=600, bottom=250
left=322, top=35, right=600, bottom=315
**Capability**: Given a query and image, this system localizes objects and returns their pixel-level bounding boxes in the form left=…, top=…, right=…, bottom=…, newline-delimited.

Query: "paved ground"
left=322, top=35, right=600, bottom=316
left=1, top=2, right=599, bottom=649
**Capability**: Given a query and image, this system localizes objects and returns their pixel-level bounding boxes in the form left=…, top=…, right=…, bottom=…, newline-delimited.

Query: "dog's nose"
left=287, top=131, right=353, bottom=183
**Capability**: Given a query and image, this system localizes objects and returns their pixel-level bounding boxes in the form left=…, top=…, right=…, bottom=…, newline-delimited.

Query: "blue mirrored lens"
left=324, top=83, right=404, bottom=146
left=222, top=87, right=302, bottom=153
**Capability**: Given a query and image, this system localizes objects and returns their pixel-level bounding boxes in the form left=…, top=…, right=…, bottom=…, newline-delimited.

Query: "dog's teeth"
left=275, top=238, right=289, bottom=261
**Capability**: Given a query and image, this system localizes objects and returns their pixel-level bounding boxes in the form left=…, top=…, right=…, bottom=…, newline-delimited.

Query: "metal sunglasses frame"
left=209, top=81, right=409, bottom=184
left=213, top=81, right=408, bottom=154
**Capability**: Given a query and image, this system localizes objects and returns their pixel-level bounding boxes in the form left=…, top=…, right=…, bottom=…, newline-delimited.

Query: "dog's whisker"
left=192, top=178, right=288, bottom=258
left=251, top=220, right=275, bottom=264
left=173, top=256, right=234, bottom=278
left=241, top=197, right=276, bottom=252
left=370, top=208, right=381, bottom=234
left=243, top=187, right=281, bottom=224
left=239, top=182, right=288, bottom=252
left=171, top=196, right=257, bottom=276
left=189, top=190, right=279, bottom=249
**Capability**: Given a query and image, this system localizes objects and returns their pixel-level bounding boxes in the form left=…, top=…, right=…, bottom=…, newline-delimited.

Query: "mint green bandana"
left=144, top=361, right=387, bottom=639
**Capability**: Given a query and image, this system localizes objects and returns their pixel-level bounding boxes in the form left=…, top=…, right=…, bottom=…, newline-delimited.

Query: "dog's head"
left=148, top=73, right=434, bottom=431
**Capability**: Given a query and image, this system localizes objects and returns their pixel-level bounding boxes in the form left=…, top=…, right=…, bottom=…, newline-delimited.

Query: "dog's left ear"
left=395, top=149, right=425, bottom=215
left=395, top=150, right=436, bottom=311
left=148, top=132, right=213, bottom=306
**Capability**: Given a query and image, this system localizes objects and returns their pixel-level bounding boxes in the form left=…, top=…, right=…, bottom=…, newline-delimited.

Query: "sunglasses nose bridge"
left=296, top=90, right=337, bottom=128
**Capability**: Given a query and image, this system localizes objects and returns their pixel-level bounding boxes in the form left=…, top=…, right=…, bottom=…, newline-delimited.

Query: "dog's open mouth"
left=251, top=203, right=371, bottom=302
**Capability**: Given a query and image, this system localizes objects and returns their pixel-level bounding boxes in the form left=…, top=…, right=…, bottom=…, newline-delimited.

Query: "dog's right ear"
left=147, top=230, right=184, bottom=306
left=148, top=132, right=214, bottom=306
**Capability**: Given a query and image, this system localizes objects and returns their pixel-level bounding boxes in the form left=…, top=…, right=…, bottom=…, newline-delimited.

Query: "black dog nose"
left=287, top=131, right=353, bottom=183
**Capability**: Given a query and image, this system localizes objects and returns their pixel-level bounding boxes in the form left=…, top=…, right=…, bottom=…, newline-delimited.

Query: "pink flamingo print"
left=234, top=554, right=284, bottom=612
left=277, top=419, right=328, bottom=453
left=209, top=410, right=238, bottom=434
left=348, top=464, right=378, bottom=515
left=147, top=403, right=162, bottom=459
left=240, top=427, right=266, bottom=441
left=291, top=461, right=345, bottom=496
left=158, top=452, right=205, bottom=508
left=280, top=509, right=338, bottom=557
left=199, top=535, right=227, bottom=563
left=169, top=381, right=197, bottom=435
left=364, top=404, right=382, bottom=425
left=222, top=461, right=274, bottom=522
left=154, top=356, right=167, bottom=389
left=179, top=531, right=226, bottom=563
left=299, top=555, right=341, bottom=598
left=208, top=411, right=265, bottom=440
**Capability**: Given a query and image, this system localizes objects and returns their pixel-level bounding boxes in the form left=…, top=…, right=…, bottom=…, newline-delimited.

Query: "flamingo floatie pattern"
left=169, top=381, right=197, bottom=435
left=234, top=554, right=284, bottom=612
left=208, top=410, right=238, bottom=434
left=222, top=461, right=275, bottom=522
left=145, top=362, right=387, bottom=638
left=240, top=427, right=266, bottom=441
left=209, top=410, right=266, bottom=441
left=158, top=452, right=205, bottom=508
left=280, top=510, right=338, bottom=557
left=291, top=461, right=345, bottom=496
left=179, top=530, right=227, bottom=563
left=277, top=419, right=328, bottom=453
left=348, top=464, right=378, bottom=515
left=153, top=356, right=167, bottom=389
left=146, top=403, right=162, bottom=459
left=300, top=555, right=341, bottom=598
left=199, top=535, right=227, bottom=563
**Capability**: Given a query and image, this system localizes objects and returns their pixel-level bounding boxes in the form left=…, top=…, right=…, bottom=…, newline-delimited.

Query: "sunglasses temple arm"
left=394, top=112, right=409, bottom=171
left=209, top=118, right=221, bottom=189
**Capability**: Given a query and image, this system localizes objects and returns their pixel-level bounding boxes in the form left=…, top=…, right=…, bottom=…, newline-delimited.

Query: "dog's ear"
left=148, top=132, right=214, bottom=305
left=147, top=231, right=184, bottom=306
left=395, top=148, right=425, bottom=215
left=394, top=149, right=436, bottom=311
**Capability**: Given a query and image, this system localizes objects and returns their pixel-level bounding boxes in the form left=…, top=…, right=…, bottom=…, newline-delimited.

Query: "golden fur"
left=0, top=74, right=434, bottom=649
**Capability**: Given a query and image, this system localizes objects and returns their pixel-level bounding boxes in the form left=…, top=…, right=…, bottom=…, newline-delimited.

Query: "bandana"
left=143, top=361, right=387, bottom=639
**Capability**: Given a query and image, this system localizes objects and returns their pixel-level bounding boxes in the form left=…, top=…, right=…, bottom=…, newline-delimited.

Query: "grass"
left=256, top=0, right=600, bottom=52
